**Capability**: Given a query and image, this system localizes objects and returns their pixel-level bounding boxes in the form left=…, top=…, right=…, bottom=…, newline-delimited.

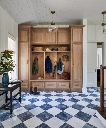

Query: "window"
left=8, top=34, right=17, bottom=80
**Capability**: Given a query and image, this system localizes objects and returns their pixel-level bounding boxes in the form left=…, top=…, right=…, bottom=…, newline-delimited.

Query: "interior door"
left=87, top=42, right=97, bottom=87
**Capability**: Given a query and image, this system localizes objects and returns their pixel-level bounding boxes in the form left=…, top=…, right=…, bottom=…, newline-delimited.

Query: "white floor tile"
left=24, top=116, right=43, bottom=128
left=2, top=116, right=21, bottom=128
left=64, top=107, right=79, bottom=116
left=67, top=117, right=86, bottom=128
left=46, top=117, right=64, bottom=128
left=81, top=107, right=96, bottom=116
left=13, top=107, right=27, bottom=115
left=29, top=107, right=44, bottom=116
left=47, top=107, right=62, bottom=116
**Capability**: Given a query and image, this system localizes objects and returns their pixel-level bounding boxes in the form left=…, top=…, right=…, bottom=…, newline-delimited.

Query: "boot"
left=34, top=87, right=40, bottom=95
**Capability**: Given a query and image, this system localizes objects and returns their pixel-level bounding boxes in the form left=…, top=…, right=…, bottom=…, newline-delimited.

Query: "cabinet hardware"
left=95, top=69, right=96, bottom=72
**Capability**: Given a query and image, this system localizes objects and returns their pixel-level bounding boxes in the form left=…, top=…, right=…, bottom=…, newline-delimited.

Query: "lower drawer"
left=73, top=81, right=82, bottom=88
left=45, top=82, right=56, bottom=88
left=57, top=82, right=69, bottom=88
left=32, top=82, right=44, bottom=88
left=21, top=83, right=28, bottom=87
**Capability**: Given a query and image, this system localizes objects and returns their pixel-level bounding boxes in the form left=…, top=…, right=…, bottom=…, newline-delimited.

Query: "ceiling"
left=0, top=0, right=106, bottom=25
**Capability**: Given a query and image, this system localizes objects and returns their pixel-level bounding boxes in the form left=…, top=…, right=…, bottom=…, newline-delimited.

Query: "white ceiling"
left=0, top=0, right=106, bottom=25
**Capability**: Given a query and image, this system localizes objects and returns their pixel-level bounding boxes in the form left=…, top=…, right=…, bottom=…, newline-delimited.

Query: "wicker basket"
left=57, top=47, right=68, bottom=51
left=33, top=47, right=43, bottom=51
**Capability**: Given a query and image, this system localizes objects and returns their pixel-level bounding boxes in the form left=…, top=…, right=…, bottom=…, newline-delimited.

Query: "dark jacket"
left=32, top=57, right=38, bottom=74
left=45, top=56, right=52, bottom=73
left=57, top=58, right=63, bottom=71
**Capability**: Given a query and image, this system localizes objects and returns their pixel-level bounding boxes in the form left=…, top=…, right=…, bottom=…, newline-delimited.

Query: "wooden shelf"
left=30, top=79, right=71, bottom=82
left=32, top=51, right=70, bottom=53
left=31, top=44, right=70, bottom=46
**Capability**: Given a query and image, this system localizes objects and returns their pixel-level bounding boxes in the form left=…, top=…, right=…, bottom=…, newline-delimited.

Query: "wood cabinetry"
left=18, top=25, right=31, bottom=91
left=58, top=28, right=70, bottom=44
left=70, top=25, right=84, bottom=91
left=18, top=25, right=84, bottom=92
left=32, top=28, right=57, bottom=44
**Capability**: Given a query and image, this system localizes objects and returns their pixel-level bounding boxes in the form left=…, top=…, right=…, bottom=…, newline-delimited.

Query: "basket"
left=33, top=47, right=43, bottom=51
left=57, top=47, right=68, bottom=51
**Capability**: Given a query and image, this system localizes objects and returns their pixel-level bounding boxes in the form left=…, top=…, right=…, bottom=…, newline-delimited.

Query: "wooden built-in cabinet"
left=70, top=25, right=84, bottom=91
left=18, top=25, right=31, bottom=91
left=18, top=25, right=84, bottom=92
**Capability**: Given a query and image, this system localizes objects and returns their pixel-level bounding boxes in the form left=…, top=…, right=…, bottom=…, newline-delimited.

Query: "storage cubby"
left=45, top=52, right=57, bottom=79
left=57, top=52, right=70, bottom=79
left=31, top=52, right=44, bottom=80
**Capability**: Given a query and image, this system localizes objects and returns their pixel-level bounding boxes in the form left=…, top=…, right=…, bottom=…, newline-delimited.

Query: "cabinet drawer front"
left=21, top=83, right=28, bottom=87
left=73, top=81, right=82, bottom=88
left=32, top=82, right=44, bottom=88
left=57, top=82, right=69, bottom=88
left=45, top=82, right=56, bottom=88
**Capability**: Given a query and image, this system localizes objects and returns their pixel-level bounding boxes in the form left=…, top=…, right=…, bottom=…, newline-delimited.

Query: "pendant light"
left=99, top=11, right=106, bottom=34
left=48, top=11, right=58, bottom=33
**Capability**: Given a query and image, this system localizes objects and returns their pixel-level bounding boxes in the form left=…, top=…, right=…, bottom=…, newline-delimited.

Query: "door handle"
left=95, top=69, right=96, bottom=72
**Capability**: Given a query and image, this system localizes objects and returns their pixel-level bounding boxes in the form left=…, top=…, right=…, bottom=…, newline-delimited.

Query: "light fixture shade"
left=48, top=25, right=58, bottom=33
left=98, top=25, right=106, bottom=34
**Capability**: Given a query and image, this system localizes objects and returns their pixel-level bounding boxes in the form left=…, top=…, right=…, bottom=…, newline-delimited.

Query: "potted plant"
left=0, top=50, right=16, bottom=86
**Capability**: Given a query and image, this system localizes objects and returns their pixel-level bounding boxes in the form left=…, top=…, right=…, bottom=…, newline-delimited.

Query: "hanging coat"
left=57, top=58, right=64, bottom=74
left=32, top=57, right=38, bottom=74
left=45, top=56, right=52, bottom=73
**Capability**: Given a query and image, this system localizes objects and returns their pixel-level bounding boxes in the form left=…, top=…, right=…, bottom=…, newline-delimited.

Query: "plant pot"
left=2, top=73, right=9, bottom=86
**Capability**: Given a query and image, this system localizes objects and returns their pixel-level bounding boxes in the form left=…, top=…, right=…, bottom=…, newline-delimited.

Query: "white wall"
left=82, top=19, right=87, bottom=92
left=0, top=5, right=18, bottom=107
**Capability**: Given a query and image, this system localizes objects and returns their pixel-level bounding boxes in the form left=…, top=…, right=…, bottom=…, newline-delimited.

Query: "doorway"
left=97, top=43, right=102, bottom=87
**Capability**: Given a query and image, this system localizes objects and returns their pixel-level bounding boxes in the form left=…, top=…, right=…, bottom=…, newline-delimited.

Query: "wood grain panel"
left=45, top=82, right=57, bottom=88
left=46, top=32, right=56, bottom=44
left=19, top=43, right=28, bottom=82
left=19, top=28, right=29, bottom=42
left=45, top=52, right=57, bottom=79
left=72, top=29, right=82, bottom=42
left=31, top=52, right=44, bottom=80
left=58, top=28, right=70, bottom=44
left=32, top=82, right=44, bottom=89
left=32, top=28, right=43, bottom=44
left=72, top=43, right=82, bottom=81
left=57, top=52, right=70, bottom=79
left=57, top=82, right=69, bottom=88
left=72, top=81, right=82, bottom=88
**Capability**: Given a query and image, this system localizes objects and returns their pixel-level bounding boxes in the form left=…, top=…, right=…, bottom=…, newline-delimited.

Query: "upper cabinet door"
left=58, top=28, right=70, bottom=44
left=45, top=32, right=56, bottom=44
left=19, top=28, right=29, bottom=43
left=72, top=28, right=82, bottom=42
left=32, top=28, right=57, bottom=44
left=32, top=28, right=44, bottom=44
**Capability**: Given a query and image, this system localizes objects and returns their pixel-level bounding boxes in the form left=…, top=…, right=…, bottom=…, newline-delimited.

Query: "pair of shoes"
left=30, top=87, right=40, bottom=95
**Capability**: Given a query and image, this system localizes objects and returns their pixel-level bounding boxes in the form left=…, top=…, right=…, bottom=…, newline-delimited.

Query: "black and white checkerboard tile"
left=0, top=88, right=106, bottom=128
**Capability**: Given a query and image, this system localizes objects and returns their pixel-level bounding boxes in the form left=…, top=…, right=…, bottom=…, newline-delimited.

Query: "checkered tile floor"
left=0, top=88, right=106, bottom=128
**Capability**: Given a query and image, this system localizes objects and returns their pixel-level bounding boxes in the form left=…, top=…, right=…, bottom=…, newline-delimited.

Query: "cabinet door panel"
left=32, top=29, right=43, bottom=44
left=19, top=28, right=29, bottom=42
left=46, top=32, right=56, bottom=44
left=72, top=29, right=82, bottom=42
left=58, top=28, right=70, bottom=44
left=19, top=43, right=28, bottom=87
left=72, top=43, right=82, bottom=81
